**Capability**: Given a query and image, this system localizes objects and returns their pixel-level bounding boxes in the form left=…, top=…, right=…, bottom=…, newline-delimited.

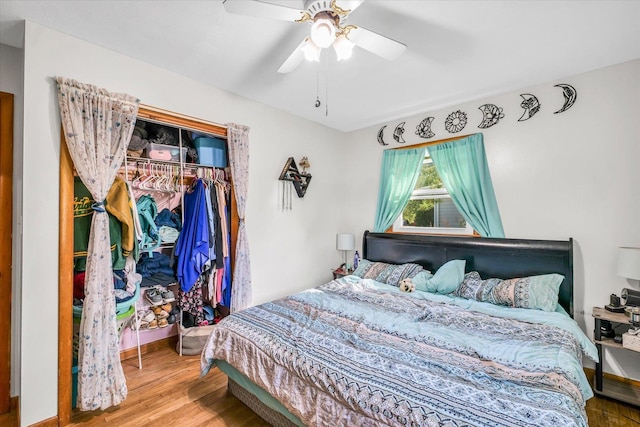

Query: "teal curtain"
left=373, top=147, right=426, bottom=232
left=429, top=133, right=504, bottom=237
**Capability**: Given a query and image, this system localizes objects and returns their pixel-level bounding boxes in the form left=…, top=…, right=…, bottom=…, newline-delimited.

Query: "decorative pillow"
left=414, top=259, right=466, bottom=294
left=352, top=259, right=372, bottom=277
left=352, top=260, right=424, bottom=287
left=454, top=271, right=564, bottom=312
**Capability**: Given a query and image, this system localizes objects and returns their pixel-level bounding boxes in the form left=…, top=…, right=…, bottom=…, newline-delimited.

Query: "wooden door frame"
left=57, top=105, right=231, bottom=424
left=0, top=92, right=14, bottom=415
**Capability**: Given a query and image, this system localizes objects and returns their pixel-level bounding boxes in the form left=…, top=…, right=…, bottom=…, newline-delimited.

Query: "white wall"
left=344, top=59, right=640, bottom=379
left=0, top=41, right=24, bottom=400
left=20, top=21, right=347, bottom=426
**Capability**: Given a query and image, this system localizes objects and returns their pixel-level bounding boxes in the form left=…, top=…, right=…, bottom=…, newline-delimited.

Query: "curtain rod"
left=390, top=132, right=480, bottom=150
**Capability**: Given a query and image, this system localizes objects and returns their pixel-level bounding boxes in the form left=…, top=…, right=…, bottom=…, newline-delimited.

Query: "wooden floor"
left=4, top=342, right=636, bottom=426
left=69, top=342, right=269, bottom=426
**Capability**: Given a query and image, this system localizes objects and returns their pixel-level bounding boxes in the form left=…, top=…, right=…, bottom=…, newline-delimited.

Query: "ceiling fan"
left=222, top=0, right=407, bottom=73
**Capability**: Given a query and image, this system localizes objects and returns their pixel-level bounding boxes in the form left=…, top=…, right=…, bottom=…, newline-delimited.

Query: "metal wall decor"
left=444, top=110, right=468, bottom=133
left=278, top=157, right=312, bottom=210
left=377, top=125, right=388, bottom=146
left=373, top=82, right=577, bottom=144
left=553, top=83, right=577, bottom=114
left=415, top=116, right=435, bottom=139
left=477, top=104, right=505, bottom=129
left=518, top=93, right=541, bottom=121
left=393, top=122, right=406, bottom=143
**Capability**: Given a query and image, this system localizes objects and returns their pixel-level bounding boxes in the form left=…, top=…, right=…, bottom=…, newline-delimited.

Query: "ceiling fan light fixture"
left=333, top=34, right=354, bottom=61
left=302, top=39, right=321, bottom=62
left=311, top=17, right=336, bottom=48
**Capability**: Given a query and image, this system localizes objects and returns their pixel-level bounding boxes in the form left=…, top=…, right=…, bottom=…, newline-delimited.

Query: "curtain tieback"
left=91, top=201, right=106, bottom=213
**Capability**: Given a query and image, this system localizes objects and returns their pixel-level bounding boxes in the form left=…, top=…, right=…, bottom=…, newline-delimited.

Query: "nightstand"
left=592, top=307, right=640, bottom=406
left=332, top=268, right=352, bottom=280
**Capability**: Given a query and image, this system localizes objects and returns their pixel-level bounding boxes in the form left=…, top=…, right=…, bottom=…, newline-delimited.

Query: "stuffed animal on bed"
left=399, top=278, right=416, bottom=293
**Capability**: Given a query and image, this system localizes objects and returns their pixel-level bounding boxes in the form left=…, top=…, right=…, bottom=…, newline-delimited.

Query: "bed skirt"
left=228, top=378, right=300, bottom=427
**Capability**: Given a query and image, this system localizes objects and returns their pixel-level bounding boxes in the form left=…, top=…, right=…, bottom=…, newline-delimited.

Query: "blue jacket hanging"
left=175, top=179, right=210, bottom=292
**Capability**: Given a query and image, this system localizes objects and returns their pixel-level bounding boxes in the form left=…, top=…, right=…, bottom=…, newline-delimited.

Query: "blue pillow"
left=414, top=260, right=466, bottom=294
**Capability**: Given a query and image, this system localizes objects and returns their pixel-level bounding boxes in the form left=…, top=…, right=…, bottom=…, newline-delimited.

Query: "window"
left=392, top=154, right=474, bottom=235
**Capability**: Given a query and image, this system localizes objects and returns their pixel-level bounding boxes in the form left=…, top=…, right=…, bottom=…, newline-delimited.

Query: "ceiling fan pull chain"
left=325, top=50, right=329, bottom=117
left=315, top=62, right=321, bottom=108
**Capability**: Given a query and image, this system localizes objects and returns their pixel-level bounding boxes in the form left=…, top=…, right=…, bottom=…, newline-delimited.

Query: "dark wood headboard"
left=362, top=231, right=574, bottom=317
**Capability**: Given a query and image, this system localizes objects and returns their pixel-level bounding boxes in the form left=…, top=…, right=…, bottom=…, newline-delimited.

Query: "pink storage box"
left=144, top=142, right=186, bottom=163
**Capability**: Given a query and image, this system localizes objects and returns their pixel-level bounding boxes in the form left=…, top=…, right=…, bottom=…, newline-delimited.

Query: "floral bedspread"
left=201, top=278, right=595, bottom=427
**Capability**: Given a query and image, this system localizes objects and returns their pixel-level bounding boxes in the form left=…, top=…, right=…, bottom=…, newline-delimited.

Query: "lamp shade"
left=618, top=247, right=640, bottom=280
left=311, top=17, right=336, bottom=48
left=336, top=233, right=355, bottom=251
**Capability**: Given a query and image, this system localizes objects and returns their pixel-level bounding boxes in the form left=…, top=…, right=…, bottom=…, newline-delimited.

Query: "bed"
left=201, top=231, right=598, bottom=426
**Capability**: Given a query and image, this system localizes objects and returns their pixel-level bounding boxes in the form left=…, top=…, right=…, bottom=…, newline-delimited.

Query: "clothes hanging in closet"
left=73, top=176, right=136, bottom=271
left=176, top=173, right=232, bottom=321
left=175, top=178, right=210, bottom=293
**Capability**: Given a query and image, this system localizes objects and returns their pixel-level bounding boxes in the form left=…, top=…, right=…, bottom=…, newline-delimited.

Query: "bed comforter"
left=201, top=276, right=598, bottom=427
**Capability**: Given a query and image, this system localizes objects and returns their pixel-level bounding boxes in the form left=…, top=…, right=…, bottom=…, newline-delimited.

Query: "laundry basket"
left=72, top=283, right=141, bottom=360
left=72, top=304, right=136, bottom=362
left=71, top=303, right=136, bottom=408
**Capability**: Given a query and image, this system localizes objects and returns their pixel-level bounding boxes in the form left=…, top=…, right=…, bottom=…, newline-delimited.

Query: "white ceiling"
left=1, top=1, right=639, bottom=132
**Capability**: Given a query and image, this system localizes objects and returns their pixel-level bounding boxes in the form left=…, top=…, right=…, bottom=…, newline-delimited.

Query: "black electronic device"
left=621, top=288, right=640, bottom=307
left=600, top=320, right=616, bottom=338
left=605, top=293, right=626, bottom=312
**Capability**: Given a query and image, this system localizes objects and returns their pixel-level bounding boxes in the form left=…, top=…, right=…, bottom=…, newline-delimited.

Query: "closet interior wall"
left=58, top=105, right=235, bottom=425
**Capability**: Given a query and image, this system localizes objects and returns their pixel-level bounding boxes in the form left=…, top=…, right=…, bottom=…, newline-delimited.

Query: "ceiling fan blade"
left=277, top=39, right=308, bottom=73
left=222, top=0, right=304, bottom=22
left=349, top=26, right=406, bottom=61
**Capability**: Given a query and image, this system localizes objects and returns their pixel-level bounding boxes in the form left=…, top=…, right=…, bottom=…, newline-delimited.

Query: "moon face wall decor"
left=518, top=93, right=541, bottom=122
left=393, top=122, right=406, bottom=143
left=554, top=83, right=577, bottom=114
left=445, top=110, right=468, bottom=133
left=415, top=116, right=435, bottom=139
left=377, top=125, right=388, bottom=146
left=477, top=104, right=505, bottom=129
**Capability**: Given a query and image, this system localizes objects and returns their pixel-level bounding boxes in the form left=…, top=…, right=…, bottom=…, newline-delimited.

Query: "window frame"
left=392, top=156, right=475, bottom=236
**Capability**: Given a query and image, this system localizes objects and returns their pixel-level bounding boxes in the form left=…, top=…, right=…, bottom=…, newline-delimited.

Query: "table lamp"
left=336, top=233, right=355, bottom=271
left=619, top=247, right=640, bottom=307
left=618, top=247, right=640, bottom=281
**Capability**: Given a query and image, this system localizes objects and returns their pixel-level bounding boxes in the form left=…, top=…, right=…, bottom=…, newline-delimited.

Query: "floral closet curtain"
left=226, top=123, right=252, bottom=312
left=56, top=77, right=139, bottom=410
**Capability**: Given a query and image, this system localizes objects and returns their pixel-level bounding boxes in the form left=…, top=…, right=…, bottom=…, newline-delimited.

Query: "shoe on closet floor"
left=157, top=318, right=169, bottom=328
left=136, top=310, right=156, bottom=330
left=161, top=289, right=175, bottom=303
left=145, top=288, right=163, bottom=306
left=152, top=305, right=169, bottom=319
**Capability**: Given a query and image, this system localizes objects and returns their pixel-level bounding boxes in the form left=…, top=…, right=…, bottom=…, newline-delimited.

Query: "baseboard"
left=120, top=336, right=178, bottom=361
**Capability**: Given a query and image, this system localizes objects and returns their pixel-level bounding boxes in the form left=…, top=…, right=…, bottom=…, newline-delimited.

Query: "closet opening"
left=58, top=105, right=237, bottom=424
